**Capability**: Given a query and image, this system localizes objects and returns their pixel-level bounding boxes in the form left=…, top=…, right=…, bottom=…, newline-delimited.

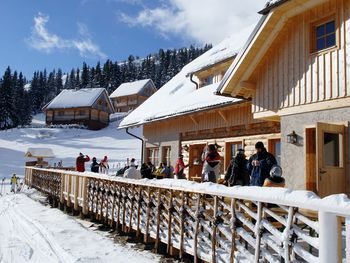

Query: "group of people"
left=224, top=141, right=284, bottom=187
left=75, top=141, right=285, bottom=188
left=76, top=153, right=109, bottom=174
left=175, top=141, right=285, bottom=188
left=121, top=159, right=174, bottom=180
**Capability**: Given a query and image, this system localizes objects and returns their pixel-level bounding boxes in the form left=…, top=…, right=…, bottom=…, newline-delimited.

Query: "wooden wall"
left=144, top=102, right=267, bottom=138
left=252, top=0, right=350, bottom=116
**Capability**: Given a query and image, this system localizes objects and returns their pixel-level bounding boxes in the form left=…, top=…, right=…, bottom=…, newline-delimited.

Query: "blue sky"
left=0, top=0, right=263, bottom=78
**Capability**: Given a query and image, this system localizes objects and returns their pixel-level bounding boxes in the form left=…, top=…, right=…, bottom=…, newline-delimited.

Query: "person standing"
left=90, top=157, right=100, bottom=173
left=248, top=142, right=277, bottom=186
left=202, top=144, right=221, bottom=183
left=10, top=174, right=18, bottom=193
left=76, top=153, right=90, bottom=172
left=224, top=149, right=250, bottom=186
left=123, top=161, right=142, bottom=179
left=175, top=155, right=188, bottom=179
left=100, top=156, right=109, bottom=174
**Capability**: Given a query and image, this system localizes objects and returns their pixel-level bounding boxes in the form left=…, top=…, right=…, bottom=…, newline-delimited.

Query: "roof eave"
left=258, top=0, right=290, bottom=15
left=118, top=98, right=249, bottom=130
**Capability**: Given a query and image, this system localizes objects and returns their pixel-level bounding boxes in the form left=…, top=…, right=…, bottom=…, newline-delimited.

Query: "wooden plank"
left=193, top=194, right=201, bottom=263
left=254, top=202, right=262, bottom=262
left=211, top=196, right=218, bottom=263
left=167, top=190, right=173, bottom=254
left=155, top=188, right=161, bottom=252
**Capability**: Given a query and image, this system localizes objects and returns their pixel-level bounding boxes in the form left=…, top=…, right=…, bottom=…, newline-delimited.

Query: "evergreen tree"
left=0, top=67, right=15, bottom=128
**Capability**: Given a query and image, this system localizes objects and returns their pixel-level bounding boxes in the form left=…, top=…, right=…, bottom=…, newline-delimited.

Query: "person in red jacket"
left=76, top=152, right=90, bottom=172
left=175, top=155, right=188, bottom=179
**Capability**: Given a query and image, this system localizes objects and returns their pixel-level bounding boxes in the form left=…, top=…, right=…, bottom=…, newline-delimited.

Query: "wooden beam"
left=190, top=116, right=199, bottom=125
left=239, top=81, right=256, bottom=91
left=218, top=110, right=228, bottom=123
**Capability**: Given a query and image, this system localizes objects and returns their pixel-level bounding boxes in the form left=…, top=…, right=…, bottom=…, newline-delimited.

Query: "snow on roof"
left=45, top=88, right=105, bottom=109
left=259, top=0, right=289, bottom=14
left=119, top=36, right=241, bottom=128
left=110, top=79, right=152, bottom=98
left=25, top=148, right=55, bottom=158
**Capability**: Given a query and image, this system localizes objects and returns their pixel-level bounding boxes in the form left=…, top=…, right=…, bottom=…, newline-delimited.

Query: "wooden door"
left=316, top=122, right=346, bottom=197
left=188, top=144, right=206, bottom=180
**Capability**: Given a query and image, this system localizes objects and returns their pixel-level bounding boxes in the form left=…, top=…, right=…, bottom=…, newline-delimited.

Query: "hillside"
left=0, top=114, right=141, bottom=179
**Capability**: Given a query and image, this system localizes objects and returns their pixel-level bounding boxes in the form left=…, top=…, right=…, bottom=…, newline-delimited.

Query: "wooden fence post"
left=254, top=202, right=262, bottom=262
left=167, top=190, right=173, bottom=254
left=230, top=198, right=237, bottom=263
left=212, top=196, right=218, bottom=263
left=194, top=194, right=202, bottom=263
left=155, top=188, right=161, bottom=252
left=179, top=191, right=186, bottom=259
left=136, top=187, right=142, bottom=238
left=144, top=187, right=151, bottom=243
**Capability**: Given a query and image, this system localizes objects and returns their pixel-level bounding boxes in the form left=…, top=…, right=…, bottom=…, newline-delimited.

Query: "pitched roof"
left=118, top=35, right=241, bottom=129
left=44, top=88, right=106, bottom=109
left=110, top=79, right=155, bottom=98
left=259, top=0, right=290, bottom=14
left=25, top=148, right=55, bottom=158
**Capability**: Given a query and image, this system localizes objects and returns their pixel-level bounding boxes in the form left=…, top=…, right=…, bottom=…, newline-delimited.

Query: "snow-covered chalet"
left=217, top=0, right=350, bottom=197
left=109, top=79, right=157, bottom=113
left=43, top=88, right=114, bottom=130
left=119, top=35, right=281, bottom=181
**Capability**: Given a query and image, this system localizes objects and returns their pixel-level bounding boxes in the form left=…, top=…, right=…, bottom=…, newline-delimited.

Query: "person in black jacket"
left=224, top=149, right=249, bottom=186
left=248, top=142, right=277, bottom=186
left=90, top=157, right=100, bottom=173
left=140, top=163, right=153, bottom=179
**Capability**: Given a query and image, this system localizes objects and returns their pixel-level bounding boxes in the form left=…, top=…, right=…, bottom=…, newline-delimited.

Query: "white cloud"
left=27, top=13, right=107, bottom=59
left=120, top=0, right=265, bottom=49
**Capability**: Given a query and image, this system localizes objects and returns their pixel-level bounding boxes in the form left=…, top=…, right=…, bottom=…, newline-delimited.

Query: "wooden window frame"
left=224, top=141, right=243, bottom=171
left=268, top=138, right=281, bottom=165
left=146, top=147, right=159, bottom=167
left=310, top=14, right=339, bottom=55
left=162, top=146, right=171, bottom=166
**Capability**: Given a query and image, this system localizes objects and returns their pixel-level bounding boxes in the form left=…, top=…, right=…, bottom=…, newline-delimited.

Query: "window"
left=225, top=142, right=243, bottom=169
left=147, top=148, right=159, bottom=167
left=323, top=133, right=342, bottom=167
left=269, top=139, right=281, bottom=165
left=162, top=146, right=171, bottom=166
left=313, top=18, right=336, bottom=52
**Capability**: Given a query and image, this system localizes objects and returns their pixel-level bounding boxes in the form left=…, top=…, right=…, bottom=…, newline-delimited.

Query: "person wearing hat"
left=224, top=149, right=250, bottom=186
left=263, top=165, right=285, bottom=187
left=76, top=152, right=90, bottom=172
left=90, top=157, right=100, bottom=173
left=175, top=154, right=188, bottom=179
left=248, top=142, right=277, bottom=186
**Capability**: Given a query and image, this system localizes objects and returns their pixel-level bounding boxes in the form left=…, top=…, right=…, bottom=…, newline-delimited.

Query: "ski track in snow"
left=0, top=188, right=159, bottom=263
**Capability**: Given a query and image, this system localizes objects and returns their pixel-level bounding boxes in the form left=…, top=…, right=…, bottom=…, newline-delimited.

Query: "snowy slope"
left=0, top=115, right=141, bottom=179
left=0, top=189, right=159, bottom=263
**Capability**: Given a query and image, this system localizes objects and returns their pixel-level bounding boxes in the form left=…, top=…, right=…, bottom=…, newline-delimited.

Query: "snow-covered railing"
left=25, top=167, right=350, bottom=263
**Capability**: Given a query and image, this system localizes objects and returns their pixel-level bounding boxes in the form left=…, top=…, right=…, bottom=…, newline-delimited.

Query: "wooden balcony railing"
left=24, top=167, right=350, bottom=263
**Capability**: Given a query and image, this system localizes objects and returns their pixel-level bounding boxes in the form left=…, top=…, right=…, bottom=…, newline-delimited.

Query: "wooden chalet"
left=119, top=36, right=281, bottom=181
left=110, top=79, right=157, bottom=112
left=43, top=88, right=114, bottom=130
left=217, top=0, right=350, bottom=196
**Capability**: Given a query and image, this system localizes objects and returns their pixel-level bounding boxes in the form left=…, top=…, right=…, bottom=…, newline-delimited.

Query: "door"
left=188, top=144, right=206, bottom=180
left=316, top=122, right=346, bottom=197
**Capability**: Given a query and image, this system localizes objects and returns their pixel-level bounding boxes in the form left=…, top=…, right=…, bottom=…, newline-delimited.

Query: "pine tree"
left=81, top=62, right=89, bottom=88
left=0, top=67, right=15, bottom=129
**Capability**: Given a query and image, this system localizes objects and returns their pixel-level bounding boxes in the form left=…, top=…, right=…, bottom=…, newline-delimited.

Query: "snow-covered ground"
left=0, top=185, right=160, bottom=263
left=0, top=115, right=157, bottom=263
left=0, top=114, right=142, bottom=179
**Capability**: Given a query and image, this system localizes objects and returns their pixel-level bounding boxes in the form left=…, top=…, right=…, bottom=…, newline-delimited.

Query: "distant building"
left=43, top=88, right=114, bottom=130
left=109, top=79, right=157, bottom=112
